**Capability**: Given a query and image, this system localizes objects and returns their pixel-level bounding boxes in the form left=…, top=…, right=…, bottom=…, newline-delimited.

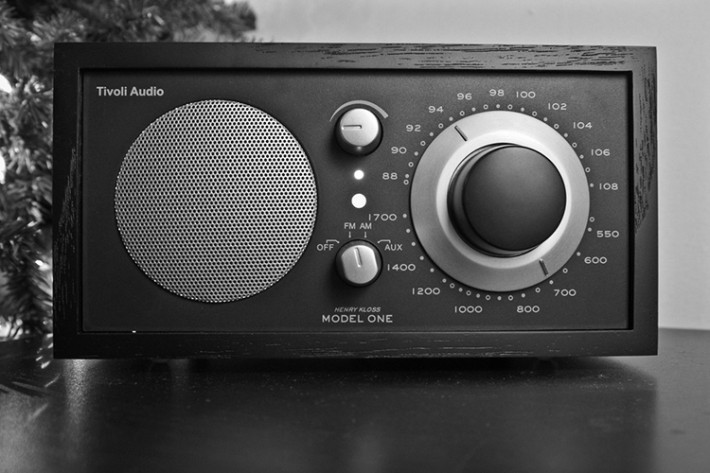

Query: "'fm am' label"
left=96, top=85, right=164, bottom=97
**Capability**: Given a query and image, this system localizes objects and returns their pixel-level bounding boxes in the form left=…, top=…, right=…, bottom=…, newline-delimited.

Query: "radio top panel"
left=53, top=43, right=657, bottom=358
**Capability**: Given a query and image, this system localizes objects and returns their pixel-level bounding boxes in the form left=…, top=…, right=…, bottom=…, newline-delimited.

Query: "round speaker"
left=114, top=100, right=317, bottom=303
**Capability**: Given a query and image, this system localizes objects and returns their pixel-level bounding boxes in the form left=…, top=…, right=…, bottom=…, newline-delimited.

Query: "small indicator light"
left=351, top=193, right=367, bottom=209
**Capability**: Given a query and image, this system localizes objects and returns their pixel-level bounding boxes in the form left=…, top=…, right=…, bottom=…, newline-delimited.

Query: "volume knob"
left=335, top=108, right=382, bottom=155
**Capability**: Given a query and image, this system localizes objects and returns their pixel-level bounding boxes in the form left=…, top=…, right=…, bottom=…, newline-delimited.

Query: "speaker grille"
left=115, top=100, right=317, bottom=303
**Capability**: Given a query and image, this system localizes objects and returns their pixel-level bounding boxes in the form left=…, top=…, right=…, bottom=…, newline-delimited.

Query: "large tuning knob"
left=447, top=144, right=566, bottom=257
left=410, top=111, right=589, bottom=292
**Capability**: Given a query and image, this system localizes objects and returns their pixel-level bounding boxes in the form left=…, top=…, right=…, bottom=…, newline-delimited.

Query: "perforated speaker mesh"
left=114, top=100, right=317, bottom=303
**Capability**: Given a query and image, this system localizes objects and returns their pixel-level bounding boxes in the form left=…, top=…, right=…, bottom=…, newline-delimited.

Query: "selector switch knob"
left=335, top=241, right=382, bottom=286
left=335, top=108, right=382, bottom=155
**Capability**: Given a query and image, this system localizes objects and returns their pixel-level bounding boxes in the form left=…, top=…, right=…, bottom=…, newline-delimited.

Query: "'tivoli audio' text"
left=96, top=86, right=164, bottom=97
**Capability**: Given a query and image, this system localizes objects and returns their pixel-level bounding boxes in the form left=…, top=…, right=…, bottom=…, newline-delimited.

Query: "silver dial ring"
left=410, top=111, right=590, bottom=292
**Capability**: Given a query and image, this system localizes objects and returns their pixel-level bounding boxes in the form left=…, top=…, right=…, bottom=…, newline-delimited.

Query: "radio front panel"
left=54, top=44, right=657, bottom=358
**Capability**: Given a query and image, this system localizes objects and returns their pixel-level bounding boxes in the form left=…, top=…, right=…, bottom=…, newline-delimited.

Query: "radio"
left=53, top=43, right=657, bottom=358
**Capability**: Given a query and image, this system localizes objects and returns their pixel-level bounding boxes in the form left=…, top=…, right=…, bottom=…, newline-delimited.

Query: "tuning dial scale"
left=323, top=75, right=631, bottom=331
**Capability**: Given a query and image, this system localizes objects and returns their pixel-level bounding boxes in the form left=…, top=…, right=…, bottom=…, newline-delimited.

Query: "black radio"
left=53, top=43, right=657, bottom=358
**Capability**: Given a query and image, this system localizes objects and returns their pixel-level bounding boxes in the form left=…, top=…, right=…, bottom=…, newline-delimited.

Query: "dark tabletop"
left=1, top=328, right=708, bottom=473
